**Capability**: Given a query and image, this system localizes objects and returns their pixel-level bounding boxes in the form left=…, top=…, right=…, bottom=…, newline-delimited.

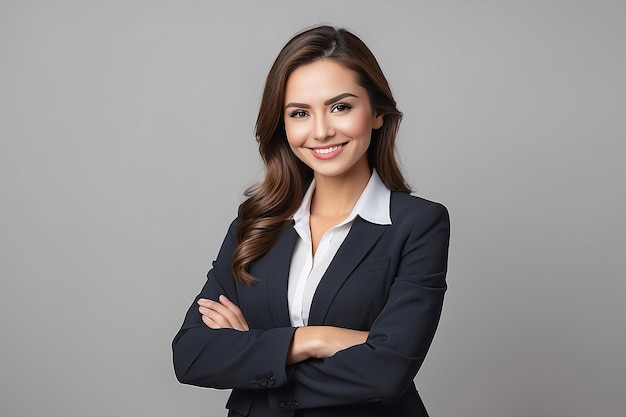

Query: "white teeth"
left=313, top=144, right=344, bottom=154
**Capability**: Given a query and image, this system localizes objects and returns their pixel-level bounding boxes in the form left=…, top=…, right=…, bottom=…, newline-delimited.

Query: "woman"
left=173, top=25, right=450, bottom=416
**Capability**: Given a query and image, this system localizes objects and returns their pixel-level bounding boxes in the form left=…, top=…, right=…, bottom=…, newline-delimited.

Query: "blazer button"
left=268, top=375, right=276, bottom=386
left=279, top=399, right=298, bottom=409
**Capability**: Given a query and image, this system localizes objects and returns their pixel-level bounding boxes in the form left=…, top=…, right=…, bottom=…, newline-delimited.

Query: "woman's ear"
left=373, top=113, right=385, bottom=130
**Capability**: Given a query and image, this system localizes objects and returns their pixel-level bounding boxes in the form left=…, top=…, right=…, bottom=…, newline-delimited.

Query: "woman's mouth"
left=309, top=142, right=348, bottom=160
left=312, top=143, right=345, bottom=154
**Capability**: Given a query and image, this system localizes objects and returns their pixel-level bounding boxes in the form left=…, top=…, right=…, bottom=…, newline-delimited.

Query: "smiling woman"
left=284, top=60, right=383, bottom=182
left=173, top=25, right=450, bottom=417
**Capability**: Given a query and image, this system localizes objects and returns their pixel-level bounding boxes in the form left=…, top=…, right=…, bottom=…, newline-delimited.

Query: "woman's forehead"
left=284, top=60, right=363, bottom=103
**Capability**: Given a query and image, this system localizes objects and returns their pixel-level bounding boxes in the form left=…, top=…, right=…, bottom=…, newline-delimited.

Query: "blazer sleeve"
left=172, top=217, right=297, bottom=390
left=268, top=201, right=450, bottom=409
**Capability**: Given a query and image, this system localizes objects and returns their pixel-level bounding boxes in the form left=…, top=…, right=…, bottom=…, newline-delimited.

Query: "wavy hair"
left=232, top=25, right=410, bottom=284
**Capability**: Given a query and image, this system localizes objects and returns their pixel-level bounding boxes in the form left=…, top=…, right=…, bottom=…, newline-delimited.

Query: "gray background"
left=1, top=1, right=624, bottom=416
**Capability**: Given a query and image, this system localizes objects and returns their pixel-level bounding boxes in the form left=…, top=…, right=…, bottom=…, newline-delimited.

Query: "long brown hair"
left=232, top=25, right=410, bottom=284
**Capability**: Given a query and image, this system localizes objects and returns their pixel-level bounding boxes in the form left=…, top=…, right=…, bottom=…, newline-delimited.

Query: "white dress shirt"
left=287, top=170, right=392, bottom=327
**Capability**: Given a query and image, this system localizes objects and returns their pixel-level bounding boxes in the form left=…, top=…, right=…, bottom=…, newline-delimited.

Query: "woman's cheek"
left=286, top=123, right=309, bottom=148
left=337, top=112, right=373, bottom=138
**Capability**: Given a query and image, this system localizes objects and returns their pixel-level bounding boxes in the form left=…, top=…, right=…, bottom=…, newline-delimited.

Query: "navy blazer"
left=173, top=191, right=450, bottom=417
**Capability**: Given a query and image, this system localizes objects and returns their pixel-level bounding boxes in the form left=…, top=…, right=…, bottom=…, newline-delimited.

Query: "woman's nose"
left=313, top=115, right=335, bottom=141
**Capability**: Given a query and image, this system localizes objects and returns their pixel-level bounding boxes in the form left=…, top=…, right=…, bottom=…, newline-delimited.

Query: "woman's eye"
left=331, top=103, right=352, bottom=113
left=289, top=110, right=308, bottom=118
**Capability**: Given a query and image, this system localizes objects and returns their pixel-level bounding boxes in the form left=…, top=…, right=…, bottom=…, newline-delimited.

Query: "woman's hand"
left=198, top=295, right=249, bottom=331
left=288, top=326, right=369, bottom=365
left=197, top=296, right=366, bottom=363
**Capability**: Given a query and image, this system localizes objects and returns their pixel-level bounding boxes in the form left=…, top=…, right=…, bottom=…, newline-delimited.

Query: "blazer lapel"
left=264, top=224, right=298, bottom=328
left=308, top=216, right=389, bottom=325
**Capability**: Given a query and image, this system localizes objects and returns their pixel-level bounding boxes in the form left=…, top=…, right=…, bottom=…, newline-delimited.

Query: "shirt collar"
left=292, top=169, right=392, bottom=227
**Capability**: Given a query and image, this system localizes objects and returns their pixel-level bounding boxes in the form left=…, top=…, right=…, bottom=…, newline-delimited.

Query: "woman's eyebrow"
left=285, top=102, right=310, bottom=109
left=284, top=93, right=358, bottom=110
left=324, top=92, right=357, bottom=105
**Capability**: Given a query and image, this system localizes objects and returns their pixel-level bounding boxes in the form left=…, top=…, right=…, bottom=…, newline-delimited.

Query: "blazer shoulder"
left=390, top=191, right=449, bottom=223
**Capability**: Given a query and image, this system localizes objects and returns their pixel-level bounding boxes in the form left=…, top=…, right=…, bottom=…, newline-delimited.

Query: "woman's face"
left=283, top=60, right=383, bottom=180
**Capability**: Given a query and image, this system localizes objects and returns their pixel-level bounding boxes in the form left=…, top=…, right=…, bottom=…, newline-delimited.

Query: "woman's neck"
left=310, top=161, right=372, bottom=219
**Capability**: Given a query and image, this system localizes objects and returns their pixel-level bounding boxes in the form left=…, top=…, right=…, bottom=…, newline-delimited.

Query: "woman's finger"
left=199, top=306, right=231, bottom=329
left=218, top=295, right=249, bottom=330
left=201, top=314, right=222, bottom=329
left=198, top=298, right=248, bottom=331
left=198, top=297, right=248, bottom=330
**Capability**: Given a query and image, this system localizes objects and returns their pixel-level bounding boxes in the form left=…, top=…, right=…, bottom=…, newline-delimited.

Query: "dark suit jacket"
left=173, top=191, right=450, bottom=416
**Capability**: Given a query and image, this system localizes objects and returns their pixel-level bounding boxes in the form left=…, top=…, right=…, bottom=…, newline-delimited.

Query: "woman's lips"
left=309, top=142, right=347, bottom=160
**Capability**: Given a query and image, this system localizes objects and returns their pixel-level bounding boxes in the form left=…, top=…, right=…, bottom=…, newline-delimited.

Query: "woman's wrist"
left=287, top=326, right=319, bottom=365
left=286, top=326, right=368, bottom=365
